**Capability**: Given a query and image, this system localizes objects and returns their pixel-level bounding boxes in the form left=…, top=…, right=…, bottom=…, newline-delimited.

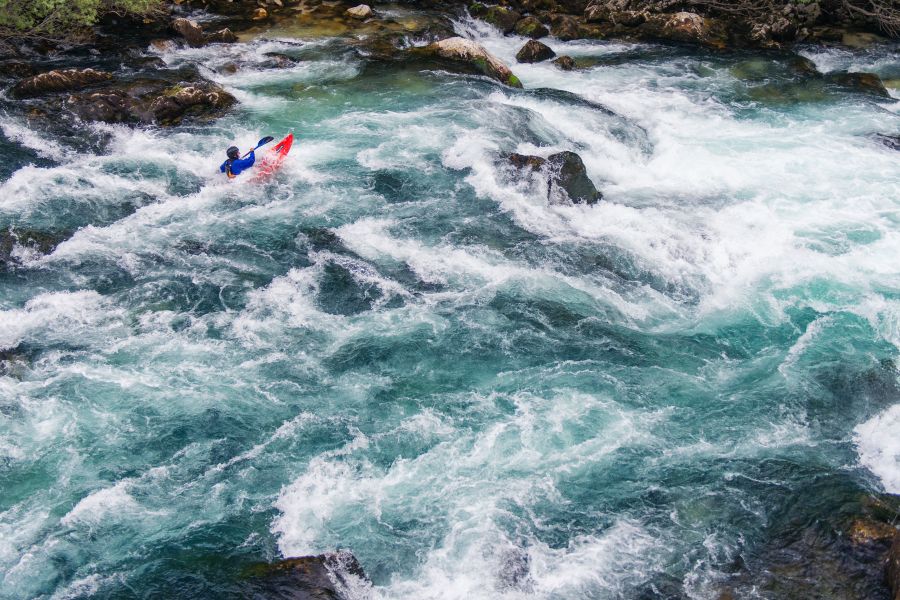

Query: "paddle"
left=242, top=136, right=274, bottom=158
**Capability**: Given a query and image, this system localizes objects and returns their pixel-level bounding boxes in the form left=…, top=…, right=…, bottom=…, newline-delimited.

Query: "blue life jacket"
left=220, top=151, right=255, bottom=177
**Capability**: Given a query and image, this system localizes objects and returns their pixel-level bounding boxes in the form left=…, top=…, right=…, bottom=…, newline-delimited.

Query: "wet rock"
left=346, top=4, right=373, bottom=19
left=205, top=28, right=237, bottom=44
left=483, top=6, right=522, bottom=34
left=0, top=228, right=70, bottom=269
left=66, top=80, right=236, bottom=126
left=509, top=153, right=547, bottom=170
left=889, top=532, right=900, bottom=600
left=497, top=547, right=533, bottom=591
left=218, top=62, right=240, bottom=75
left=243, top=551, right=368, bottom=600
left=11, top=68, right=113, bottom=99
left=516, top=39, right=555, bottom=63
left=514, top=16, right=549, bottom=38
left=0, top=61, right=37, bottom=79
left=148, top=83, right=236, bottom=125
left=416, top=37, right=522, bottom=87
left=547, top=150, right=601, bottom=205
left=826, top=71, right=890, bottom=97
left=874, top=134, right=900, bottom=151
left=263, top=52, right=297, bottom=68
left=150, top=38, right=177, bottom=52
left=553, top=55, right=576, bottom=70
left=172, top=17, right=206, bottom=47
left=508, top=151, right=602, bottom=205
left=549, top=14, right=581, bottom=40
left=253, top=7, right=269, bottom=20
left=848, top=519, right=897, bottom=546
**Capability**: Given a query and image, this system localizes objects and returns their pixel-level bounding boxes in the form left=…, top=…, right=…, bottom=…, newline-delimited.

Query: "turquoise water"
left=1, top=16, right=900, bottom=599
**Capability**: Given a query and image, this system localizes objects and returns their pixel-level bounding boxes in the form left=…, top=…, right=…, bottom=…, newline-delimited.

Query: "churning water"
left=1, top=14, right=899, bottom=600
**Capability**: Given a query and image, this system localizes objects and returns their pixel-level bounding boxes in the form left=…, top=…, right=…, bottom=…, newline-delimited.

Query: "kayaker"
left=220, top=146, right=255, bottom=179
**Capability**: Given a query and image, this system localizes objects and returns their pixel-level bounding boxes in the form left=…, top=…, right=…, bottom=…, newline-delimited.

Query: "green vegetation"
left=0, top=0, right=162, bottom=35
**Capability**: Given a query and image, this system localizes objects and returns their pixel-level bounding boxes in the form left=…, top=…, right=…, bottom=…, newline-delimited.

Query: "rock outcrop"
left=11, top=68, right=113, bottom=99
left=516, top=39, right=555, bottom=63
left=417, top=37, right=522, bottom=87
left=508, top=151, right=602, bottom=205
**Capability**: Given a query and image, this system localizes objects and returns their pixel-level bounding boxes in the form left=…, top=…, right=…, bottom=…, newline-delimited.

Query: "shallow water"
left=1, top=15, right=899, bottom=600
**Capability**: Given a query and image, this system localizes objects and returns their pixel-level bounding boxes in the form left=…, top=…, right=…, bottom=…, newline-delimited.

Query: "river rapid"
left=1, top=11, right=900, bottom=600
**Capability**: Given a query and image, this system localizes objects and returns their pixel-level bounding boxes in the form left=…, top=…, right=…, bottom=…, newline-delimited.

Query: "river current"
left=1, top=13, right=899, bottom=600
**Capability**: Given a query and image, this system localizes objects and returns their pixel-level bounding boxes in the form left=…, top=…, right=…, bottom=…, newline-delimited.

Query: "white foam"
left=0, top=290, right=119, bottom=351
left=60, top=482, right=141, bottom=526
left=854, top=404, right=900, bottom=493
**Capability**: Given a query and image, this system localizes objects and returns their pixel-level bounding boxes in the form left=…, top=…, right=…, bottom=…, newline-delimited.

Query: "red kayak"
left=252, top=133, right=293, bottom=181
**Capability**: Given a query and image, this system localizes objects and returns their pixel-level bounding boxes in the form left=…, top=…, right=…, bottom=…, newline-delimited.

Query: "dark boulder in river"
left=516, top=40, right=555, bottom=63
left=553, top=55, right=576, bottom=70
left=12, top=68, right=113, bottom=99
left=243, top=551, right=367, bottom=600
left=508, top=151, right=602, bottom=205
left=67, top=80, right=236, bottom=126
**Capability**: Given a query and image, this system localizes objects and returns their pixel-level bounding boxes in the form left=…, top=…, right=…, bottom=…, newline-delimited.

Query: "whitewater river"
left=1, top=14, right=899, bottom=600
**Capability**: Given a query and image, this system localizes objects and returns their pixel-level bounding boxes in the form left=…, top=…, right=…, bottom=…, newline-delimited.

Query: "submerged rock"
left=516, top=40, right=555, bottom=63
left=508, top=151, right=602, bottom=205
left=0, top=227, right=70, bottom=269
left=12, top=68, right=113, bottom=99
left=244, top=551, right=368, bottom=600
left=847, top=519, right=897, bottom=546
left=417, top=37, right=523, bottom=87
left=826, top=71, right=890, bottom=97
